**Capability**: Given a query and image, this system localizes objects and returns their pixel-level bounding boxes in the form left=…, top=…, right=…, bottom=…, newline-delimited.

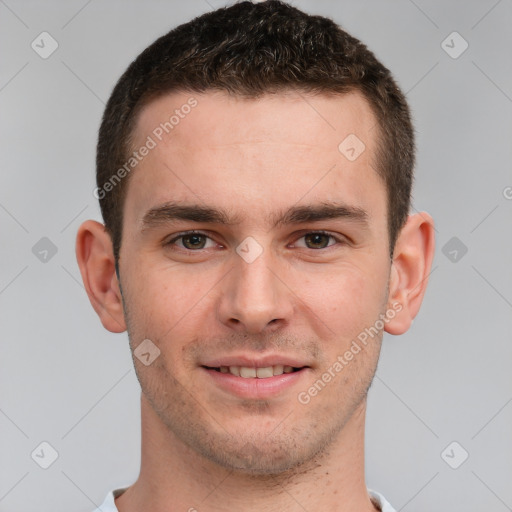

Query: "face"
left=118, top=90, right=393, bottom=474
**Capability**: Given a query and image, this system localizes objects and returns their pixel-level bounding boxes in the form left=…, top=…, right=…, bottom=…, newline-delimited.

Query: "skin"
left=76, top=90, right=435, bottom=512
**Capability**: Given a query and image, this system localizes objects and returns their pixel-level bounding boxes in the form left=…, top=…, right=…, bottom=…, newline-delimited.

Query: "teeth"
left=256, top=367, right=273, bottom=378
left=216, top=365, right=298, bottom=378
left=240, top=367, right=257, bottom=378
left=273, top=364, right=284, bottom=376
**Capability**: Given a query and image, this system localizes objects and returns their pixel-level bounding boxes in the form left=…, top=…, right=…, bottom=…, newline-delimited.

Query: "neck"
left=115, top=394, right=378, bottom=512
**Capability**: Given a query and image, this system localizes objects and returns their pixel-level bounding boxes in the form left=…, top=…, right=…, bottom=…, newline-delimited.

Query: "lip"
left=200, top=353, right=312, bottom=400
left=200, top=353, right=310, bottom=369
left=201, top=365, right=310, bottom=400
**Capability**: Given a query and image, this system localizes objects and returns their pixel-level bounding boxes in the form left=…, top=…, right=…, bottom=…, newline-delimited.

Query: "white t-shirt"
left=92, top=487, right=396, bottom=511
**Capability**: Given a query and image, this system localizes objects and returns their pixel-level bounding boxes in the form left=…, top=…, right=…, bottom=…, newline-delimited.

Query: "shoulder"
left=90, top=487, right=129, bottom=512
left=368, top=488, right=397, bottom=512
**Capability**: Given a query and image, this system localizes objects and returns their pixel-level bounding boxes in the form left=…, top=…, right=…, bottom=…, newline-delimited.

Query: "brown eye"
left=166, top=231, right=217, bottom=250
left=181, top=234, right=207, bottom=249
left=303, top=233, right=334, bottom=249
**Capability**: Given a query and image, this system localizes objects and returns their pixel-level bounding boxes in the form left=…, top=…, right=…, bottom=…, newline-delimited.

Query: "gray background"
left=1, top=1, right=511, bottom=511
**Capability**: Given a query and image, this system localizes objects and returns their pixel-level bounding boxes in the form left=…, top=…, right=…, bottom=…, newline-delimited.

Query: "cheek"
left=299, top=262, right=388, bottom=334
left=124, top=263, right=217, bottom=352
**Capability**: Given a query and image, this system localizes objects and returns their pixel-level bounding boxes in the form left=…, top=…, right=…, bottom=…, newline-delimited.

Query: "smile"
left=201, top=363, right=310, bottom=399
left=206, top=365, right=302, bottom=378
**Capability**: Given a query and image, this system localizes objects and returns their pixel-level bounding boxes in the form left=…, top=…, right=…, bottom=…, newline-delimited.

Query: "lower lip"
left=202, top=367, right=309, bottom=399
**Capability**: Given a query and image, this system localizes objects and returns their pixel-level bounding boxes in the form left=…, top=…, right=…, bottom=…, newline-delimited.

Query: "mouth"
left=203, top=365, right=304, bottom=378
left=200, top=358, right=311, bottom=399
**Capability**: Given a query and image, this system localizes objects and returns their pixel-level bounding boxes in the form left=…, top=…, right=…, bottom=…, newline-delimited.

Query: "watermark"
left=338, top=133, right=366, bottom=161
left=236, top=236, right=264, bottom=263
left=32, top=236, right=58, bottom=263
left=31, top=441, right=59, bottom=469
left=134, top=338, right=161, bottom=366
left=441, top=31, right=469, bottom=60
left=441, top=441, right=469, bottom=469
left=442, top=236, right=468, bottom=263
left=93, top=97, right=198, bottom=200
left=31, top=31, right=59, bottom=59
left=297, top=302, right=402, bottom=405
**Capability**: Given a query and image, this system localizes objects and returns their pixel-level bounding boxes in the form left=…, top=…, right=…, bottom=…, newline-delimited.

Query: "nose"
left=216, top=248, right=294, bottom=334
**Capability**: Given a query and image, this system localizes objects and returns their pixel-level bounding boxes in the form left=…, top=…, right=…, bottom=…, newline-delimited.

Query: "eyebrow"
left=140, top=201, right=369, bottom=232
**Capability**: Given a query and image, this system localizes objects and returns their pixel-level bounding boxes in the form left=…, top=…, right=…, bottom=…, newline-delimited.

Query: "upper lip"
left=201, top=354, right=311, bottom=369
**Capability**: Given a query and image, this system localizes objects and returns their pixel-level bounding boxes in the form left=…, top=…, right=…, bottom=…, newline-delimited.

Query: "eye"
left=293, top=231, right=340, bottom=250
left=166, top=231, right=217, bottom=250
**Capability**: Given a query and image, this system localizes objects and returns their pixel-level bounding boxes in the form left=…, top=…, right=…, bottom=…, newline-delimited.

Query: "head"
left=96, top=0, right=415, bottom=264
left=77, top=1, right=434, bottom=475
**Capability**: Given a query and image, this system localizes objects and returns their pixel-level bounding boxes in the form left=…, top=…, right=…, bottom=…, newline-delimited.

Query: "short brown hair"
left=96, top=0, right=414, bottom=263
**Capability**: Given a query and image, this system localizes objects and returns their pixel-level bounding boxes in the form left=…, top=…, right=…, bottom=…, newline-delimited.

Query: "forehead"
left=134, top=89, right=378, bottom=152
left=125, top=89, right=384, bottom=229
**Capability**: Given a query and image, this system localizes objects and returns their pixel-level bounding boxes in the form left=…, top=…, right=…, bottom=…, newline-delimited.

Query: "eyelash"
left=165, top=230, right=345, bottom=251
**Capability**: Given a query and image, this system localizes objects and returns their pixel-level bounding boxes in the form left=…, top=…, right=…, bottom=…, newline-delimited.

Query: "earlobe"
left=75, top=220, right=127, bottom=333
left=384, top=213, right=435, bottom=335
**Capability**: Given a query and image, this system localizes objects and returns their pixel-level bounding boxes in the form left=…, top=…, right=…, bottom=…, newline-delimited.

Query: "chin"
left=189, top=424, right=336, bottom=477
left=206, top=442, right=308, bottom=476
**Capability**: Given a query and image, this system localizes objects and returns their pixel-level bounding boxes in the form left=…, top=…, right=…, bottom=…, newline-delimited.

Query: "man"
left=76, top=1, right=435, bottom=511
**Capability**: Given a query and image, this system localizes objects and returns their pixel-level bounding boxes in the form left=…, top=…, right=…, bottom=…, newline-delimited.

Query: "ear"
left=75, top=220, right=126, bottom=333
left=384, top=212, right=435, bottom=335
